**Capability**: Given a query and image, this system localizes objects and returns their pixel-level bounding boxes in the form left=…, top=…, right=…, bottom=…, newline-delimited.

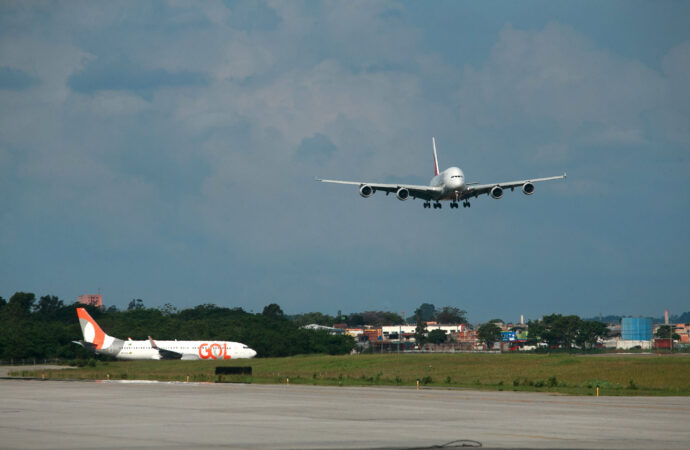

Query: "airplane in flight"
left=318, top=138, right=566, bottom=209
left=73, top=308, right=257, bottom=360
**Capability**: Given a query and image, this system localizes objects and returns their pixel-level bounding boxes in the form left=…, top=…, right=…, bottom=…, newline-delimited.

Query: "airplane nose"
left=249, top=349, right=257, bottom=358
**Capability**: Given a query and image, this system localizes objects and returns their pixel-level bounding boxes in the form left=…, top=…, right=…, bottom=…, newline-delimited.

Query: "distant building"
left=621, top=318, right=652, bottom=340
left=616, top=340, right=651, bottom=350
left=78, top=294, right=102, bottom=309
left=675, top=324, right=690, bottom=344
left=617, top=318, right=652, bottom=350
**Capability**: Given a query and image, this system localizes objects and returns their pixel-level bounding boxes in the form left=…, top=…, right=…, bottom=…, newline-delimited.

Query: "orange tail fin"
left=76, top=307, right=108, bottom=350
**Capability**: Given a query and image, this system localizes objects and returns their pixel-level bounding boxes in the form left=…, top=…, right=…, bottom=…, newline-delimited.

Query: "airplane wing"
left=464, top=173, right=566, bottom=198
left=317, top=178, right=443, bottom=201
left=148, top=336, right=183, bottom=360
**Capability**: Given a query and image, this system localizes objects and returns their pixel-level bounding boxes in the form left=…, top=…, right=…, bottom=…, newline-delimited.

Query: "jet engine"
left=489, top=186, right=503, bottom=199
left=359, top=184, right=375, bottom=198
left=396, top=187, right=410, bottom=201
left=522, top=182, right=535, bottom=195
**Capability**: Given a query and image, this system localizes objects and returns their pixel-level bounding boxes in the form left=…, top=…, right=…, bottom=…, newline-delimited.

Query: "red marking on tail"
left=77, top=307, right=107, bottom=350
left=432, top=137, right=439, bottom=176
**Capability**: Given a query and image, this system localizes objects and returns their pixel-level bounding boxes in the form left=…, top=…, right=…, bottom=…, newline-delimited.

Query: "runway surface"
left=0, top=379, right=687, bottom=449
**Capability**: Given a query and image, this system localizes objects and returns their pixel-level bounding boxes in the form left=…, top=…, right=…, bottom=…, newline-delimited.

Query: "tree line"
left=2, top=292, right=682, bottom=360
left=0, top=293, right=355, bottom=361
left=475, top=314, right=610, bottom=350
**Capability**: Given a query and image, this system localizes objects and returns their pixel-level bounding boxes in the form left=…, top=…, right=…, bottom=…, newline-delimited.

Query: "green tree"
left=346, top=312, right=365, bottom=326
left=435, top=306, right=467, bottom=324
left=427, top=329, right=447, bottom=344
left=290, top=312, right=336, bottom=327
left=414, top=303, right=436, bottom=323
left=158, top=303, right=178, bottom=315
left=575, top=320, right=609, bottom=350
left=414, top=316, right=427, bottom=345
left=262, top=303, right=285, bottom=320
left=127, top=298, right=144, bottom=310
left=655, top=325, right=680, bottom=340
left=553, top=315, right=582, bottom=350
left=35, top=295, right=64, bottom=317
left=477, top=322, right=502, bottom=349
left=360, top=310, right=404, bottom=326
left=4, top=292, right=36, bottom=318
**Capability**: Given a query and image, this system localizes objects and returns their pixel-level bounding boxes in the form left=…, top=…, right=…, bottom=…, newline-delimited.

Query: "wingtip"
left=563, top=172, right=567, bottom=179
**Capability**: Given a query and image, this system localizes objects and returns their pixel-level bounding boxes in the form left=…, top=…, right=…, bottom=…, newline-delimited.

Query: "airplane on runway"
left=73, top=308, right=257, bottom=360
left=317, top=138, right=566, bottom=209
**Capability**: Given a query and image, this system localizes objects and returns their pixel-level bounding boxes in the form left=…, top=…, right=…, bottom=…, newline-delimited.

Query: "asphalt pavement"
left=0, top=379, right=687, bottom=449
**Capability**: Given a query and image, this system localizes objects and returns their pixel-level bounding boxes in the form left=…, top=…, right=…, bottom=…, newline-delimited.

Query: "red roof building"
left=78, top=294, right=102, bottom=309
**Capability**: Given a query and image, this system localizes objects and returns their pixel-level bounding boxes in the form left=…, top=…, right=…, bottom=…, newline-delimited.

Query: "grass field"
left=17, top=353, right=690, bottom=396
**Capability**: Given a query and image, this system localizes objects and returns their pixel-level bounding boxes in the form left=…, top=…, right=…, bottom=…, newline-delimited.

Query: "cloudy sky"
left=1, top=1, right=688, bottom=322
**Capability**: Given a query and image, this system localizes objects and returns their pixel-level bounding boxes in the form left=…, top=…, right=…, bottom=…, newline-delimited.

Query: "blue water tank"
left=621, top=318, right=652, bottom=340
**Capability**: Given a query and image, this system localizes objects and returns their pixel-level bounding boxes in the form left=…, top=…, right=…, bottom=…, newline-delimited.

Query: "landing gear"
left=433, top=202, right=442, bottom=209
left=423, top=202, right=431, bottom=209
left=450, top=202, right=459, bottom=208
left=462, top=200, right=471, bottom=208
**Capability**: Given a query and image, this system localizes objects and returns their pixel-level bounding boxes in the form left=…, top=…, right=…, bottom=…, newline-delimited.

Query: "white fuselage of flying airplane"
left=429, top=166, right=466, bottom=200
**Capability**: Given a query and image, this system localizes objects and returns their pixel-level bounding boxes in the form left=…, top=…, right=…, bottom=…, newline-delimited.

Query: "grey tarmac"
left=0, top=379, right=687, bottom=449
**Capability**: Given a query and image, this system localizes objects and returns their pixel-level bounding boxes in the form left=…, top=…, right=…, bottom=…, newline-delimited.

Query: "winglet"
left=148, top=336, right=158, bottom=349
left=432, top=137, right=439, bottom=176
left=563, top=172, right=567, bottom=179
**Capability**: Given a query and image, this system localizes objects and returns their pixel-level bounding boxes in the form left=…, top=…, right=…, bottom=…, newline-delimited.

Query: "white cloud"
left=215, top=39, right=275, bottom=81
left=456, top=23, right=665, bottom=148
left=72, top=90, right=151, bottom=116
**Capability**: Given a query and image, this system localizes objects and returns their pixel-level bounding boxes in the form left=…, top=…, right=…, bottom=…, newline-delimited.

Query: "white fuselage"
left=115, top=339, right=257, bottom=360
left=430, top=166, right=466, bottom=200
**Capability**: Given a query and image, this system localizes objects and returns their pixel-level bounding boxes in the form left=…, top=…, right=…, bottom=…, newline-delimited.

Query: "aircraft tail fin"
left=432, top=137, right=439, bottom=176
left=76, top=307, right=112, bottom=350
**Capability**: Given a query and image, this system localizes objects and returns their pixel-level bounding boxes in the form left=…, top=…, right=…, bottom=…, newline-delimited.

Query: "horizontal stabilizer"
left=72, top=340, right=97, bottom=352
